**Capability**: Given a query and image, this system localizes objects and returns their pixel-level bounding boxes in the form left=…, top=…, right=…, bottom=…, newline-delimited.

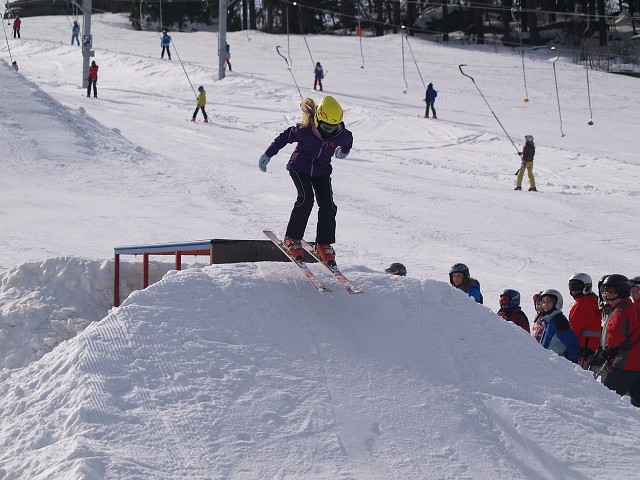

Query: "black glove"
left=517, top=151, right=523, bottom=156
left=587, top=347, right=605, bottom=367
left=587, top=347, right=617, bottom=366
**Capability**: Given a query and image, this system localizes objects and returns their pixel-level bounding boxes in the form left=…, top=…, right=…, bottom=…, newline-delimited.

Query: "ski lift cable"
left=276, top=45, right=303, bottom=100
left=404, top=30, right=426, bottom=91
left=157, top=30, right=198, bottom=98
left=459, top=64, right=520, bottom=155
left=550, top=46, right=565, bottom=137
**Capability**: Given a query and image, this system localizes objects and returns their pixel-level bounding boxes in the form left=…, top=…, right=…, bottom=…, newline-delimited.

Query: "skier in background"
left=314, top=62, right=324, bottom=91
left=225, top=43, right=232, bottom=71
left=12, top=61, right=19, bottom=72
left=13, top=16, right=21, bottom=38
left=258, top=96, right=353, bottom=266
left=191, top=86, right=209, bottom=123
left=72, top=20, right=80, bottom=46
left=449, top=263, right=483, bottom=304
left=424, top=82, right=437, bottom=119
left=515, top=135, right=537, bottom=191
left=87, top=60, right=98, bottom=98
left=160, top=29, right=172, bottom=60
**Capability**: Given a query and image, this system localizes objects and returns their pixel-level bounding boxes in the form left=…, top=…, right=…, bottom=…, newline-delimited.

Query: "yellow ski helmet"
left=315, top=96, right=343, bottom=126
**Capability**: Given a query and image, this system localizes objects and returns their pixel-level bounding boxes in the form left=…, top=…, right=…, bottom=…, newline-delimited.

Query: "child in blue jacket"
left=314, top=62, right=324, bottom=91
left=539, top=289, right=580, bottom=362
left=424, top=83, right=437, bottom=119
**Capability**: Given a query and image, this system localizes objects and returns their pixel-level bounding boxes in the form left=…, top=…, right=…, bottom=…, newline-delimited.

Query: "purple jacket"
left=265, top=124, right=353, bottom=177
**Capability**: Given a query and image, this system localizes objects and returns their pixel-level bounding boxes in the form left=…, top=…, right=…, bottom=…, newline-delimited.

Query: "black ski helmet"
left=198, top=85, right=204, bottom=92
left=601, top=274, right=631, bottom=299
left=385, top=263, right=407, bottom=276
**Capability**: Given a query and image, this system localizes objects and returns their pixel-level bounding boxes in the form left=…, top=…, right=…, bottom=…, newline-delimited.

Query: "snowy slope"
left=1, top=12, right=640, bottom=479
left=3, top=263, right=640, bottom=479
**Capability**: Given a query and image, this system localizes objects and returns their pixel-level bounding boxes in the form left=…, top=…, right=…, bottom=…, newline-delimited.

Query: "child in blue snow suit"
left=314, top=62, right=324, bottom=91
left=161, top=31, right=172, bottom=60
left=539, top=289, right=580, bottom=363
left=72, top=21, right=80, bottom=46
left=424, top=83, right=437, bottom=118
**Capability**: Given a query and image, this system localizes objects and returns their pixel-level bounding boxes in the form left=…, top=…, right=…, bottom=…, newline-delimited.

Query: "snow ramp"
left=1, top=262, right=640, bottom=479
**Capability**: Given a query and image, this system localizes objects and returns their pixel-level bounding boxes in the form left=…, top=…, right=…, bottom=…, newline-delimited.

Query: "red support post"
left=114, top=253, right=120, bottom=307
left=176, top=252, right=182, bottom=270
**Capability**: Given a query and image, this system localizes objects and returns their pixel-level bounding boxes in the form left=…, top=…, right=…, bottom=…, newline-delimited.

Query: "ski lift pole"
left=1, top=14, right=13, bottom=63
left=459, top=64, right=520, bottom=155
left=401, top=26, right=408, bottom=94
left=357, top=16, right=364, bottom=69
left=511, top=8, right=529, bottom=102
left=550, top=47, right=565, bottom=137
left=276, top=45, right=303, bottom=100
left=583, top=14, right=594, bottom=125
left=405, top=31, right=426, bottom=90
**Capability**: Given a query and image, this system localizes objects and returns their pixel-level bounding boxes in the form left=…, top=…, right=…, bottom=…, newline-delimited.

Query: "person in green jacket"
left=191, top=86, right=209, bottom=123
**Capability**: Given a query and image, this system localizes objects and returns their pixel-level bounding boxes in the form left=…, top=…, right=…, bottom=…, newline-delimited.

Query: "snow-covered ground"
left=1, top=13, right=640, bottom=479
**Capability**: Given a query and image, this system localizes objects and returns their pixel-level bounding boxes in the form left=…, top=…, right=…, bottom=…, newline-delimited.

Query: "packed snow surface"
left=1, top=13, right=640, bottom=479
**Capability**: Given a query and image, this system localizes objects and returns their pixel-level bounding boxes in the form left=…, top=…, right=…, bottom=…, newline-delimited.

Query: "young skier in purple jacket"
left=259, top=96, right=353, bottom=266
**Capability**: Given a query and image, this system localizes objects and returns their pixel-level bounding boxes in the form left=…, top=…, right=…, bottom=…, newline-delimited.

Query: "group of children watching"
left=449, top=263, right=640, bottom=407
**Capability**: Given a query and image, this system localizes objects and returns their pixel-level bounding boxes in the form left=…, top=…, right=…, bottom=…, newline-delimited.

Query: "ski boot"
left=315, top=243, right=336, bottom=266
left=284, top=238, right=304, bottom=262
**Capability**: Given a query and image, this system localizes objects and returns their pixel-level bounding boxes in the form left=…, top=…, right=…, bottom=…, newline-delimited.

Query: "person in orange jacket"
left=568, top=273, right=602, bottom=368
left=87, top=60, right=98, bottom=98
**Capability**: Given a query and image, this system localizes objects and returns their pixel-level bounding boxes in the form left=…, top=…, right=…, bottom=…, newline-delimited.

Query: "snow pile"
left=2, top=263, right=640, bottom=478
left=0, top=258, right=172, bottom=375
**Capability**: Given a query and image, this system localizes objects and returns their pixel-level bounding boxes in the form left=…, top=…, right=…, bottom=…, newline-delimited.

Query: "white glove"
left=334, top=147, right=349, bottom=159
left=259, top=154, right=271, bottom=172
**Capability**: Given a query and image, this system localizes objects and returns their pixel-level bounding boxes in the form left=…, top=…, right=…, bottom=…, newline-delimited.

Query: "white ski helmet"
left=540, top=289, right=563, bottom=310
left=569, top=273, right=593, bottom=296
left=525, top=135, right=534, bottom=142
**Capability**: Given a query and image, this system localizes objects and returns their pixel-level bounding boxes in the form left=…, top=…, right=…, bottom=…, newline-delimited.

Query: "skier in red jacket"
left=590, top=274, right=640, bottom=407
left=568, top=273, right=602, bottom=367
left=87, top=60, right=98, bottom=98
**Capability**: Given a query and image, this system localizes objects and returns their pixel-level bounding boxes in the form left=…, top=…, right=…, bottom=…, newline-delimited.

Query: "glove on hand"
left=517, top=151, right=523, bottom=156
left=587, top=347, right=617, bottom=367
left=258, top=154, right=271, bottom=172
left=334, top=147, right=349, bottom=159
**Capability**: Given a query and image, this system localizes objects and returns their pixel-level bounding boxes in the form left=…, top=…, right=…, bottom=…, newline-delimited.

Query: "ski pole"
left=276, top=45, right=303, bottom=100
left=459, top=64, right=520, bottom=155
left=593, top=361, right=608, bottom=380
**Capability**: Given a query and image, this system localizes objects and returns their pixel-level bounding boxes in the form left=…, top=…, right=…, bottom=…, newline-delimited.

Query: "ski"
left=300, top=240, right=363, bottom=294
left=263, top=230, right=330, bottom=292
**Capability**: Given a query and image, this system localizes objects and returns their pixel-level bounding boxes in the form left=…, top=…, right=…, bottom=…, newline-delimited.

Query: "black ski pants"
left=285, top=171, right=337, bottom=245
left=602, top=367, right=640, bottom=407
left=87, top=80, right=97, bottom=98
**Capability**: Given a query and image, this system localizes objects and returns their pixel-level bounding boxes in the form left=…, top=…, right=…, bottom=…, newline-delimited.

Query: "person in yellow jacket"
left=191, top=86, right=209, bottom=123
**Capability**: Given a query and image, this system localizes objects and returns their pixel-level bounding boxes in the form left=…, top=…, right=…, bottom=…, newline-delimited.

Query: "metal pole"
left=218, top=0, right=227, bottom=80
left=81, top=0, right=93, bottom=89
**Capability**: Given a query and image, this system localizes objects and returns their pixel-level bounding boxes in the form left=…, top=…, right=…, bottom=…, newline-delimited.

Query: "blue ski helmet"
left=499, top=289, right=521, bottom=309
left=198, top=85, right=204, bottom=92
